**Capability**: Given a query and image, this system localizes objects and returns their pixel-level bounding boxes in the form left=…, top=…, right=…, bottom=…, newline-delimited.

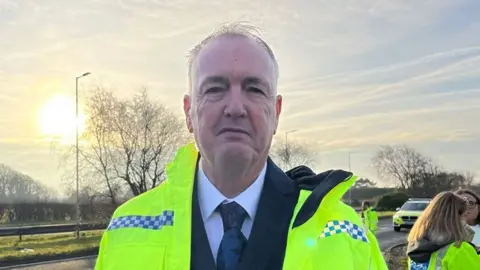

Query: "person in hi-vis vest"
left=407, top=191, right=480, bottom=269
left=95, top=22, right=387, bottom=270
left=361, top=201, right=378, bottom=235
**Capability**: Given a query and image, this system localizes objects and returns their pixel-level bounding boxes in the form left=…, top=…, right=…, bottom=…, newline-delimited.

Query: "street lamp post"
left=348, top=151, right=352, bottom=205
left=284, top=129, right=297, bottom=169
left=75, top=72, right=90, bottom=240
left=348, top=151, right=352, bottom=171
left=347, top=151, right=359, bottom=206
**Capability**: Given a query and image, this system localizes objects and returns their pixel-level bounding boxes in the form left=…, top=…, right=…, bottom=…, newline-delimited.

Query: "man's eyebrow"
left=242, top=76, right=264, bottom=85
left=242, top=76, right=270, bottom=91
left=200, top=76, right=229, bottom=88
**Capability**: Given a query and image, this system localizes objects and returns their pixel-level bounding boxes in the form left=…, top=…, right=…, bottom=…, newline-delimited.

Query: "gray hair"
left=187, top=21, right=279, bottom=91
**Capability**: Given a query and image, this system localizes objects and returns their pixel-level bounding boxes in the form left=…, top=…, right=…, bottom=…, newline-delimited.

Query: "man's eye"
left=205, top=87, right=224, bottom=93
left=247, top=87, right=263, bottom=94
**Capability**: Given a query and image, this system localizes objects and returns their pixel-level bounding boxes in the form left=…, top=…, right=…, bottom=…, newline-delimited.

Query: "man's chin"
left=216, top=142, right=254, bottom=164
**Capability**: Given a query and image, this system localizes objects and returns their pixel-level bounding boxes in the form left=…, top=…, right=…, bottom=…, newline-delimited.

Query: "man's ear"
left=273, top=94, right=282, bottom=135
left=183, top=94, right=193, bottom=133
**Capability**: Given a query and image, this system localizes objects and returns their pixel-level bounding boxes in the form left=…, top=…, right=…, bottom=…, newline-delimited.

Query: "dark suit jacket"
left=190, top=159, right=300, bottom=270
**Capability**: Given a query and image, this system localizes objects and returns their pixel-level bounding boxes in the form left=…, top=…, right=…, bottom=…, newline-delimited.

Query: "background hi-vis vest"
left=362, top=207, right=379, bottom=234
left=95, top=143, right=387, bottom=270
left=408, top=242, right=480, bottom=269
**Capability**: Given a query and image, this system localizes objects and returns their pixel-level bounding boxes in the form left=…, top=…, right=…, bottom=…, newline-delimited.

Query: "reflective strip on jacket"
left=408, top=242, right=480, bottom=269
left=95, top=142, right=388, bottom=270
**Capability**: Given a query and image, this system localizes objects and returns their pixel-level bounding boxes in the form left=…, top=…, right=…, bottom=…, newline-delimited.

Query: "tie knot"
left=218, top=201, right=247, bottom=231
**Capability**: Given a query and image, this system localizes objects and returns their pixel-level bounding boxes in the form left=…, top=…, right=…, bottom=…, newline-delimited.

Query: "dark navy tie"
left=216, top=201, right=247, bottom=270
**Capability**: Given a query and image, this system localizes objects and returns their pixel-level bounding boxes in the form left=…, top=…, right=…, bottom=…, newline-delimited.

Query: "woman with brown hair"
left=455, top=189, right=480, bottom=245
left=406, top=191, right=480, bottom=269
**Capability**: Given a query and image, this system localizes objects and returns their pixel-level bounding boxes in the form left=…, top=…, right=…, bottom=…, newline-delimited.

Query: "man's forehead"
left=192, top=35, right=276, bottom=79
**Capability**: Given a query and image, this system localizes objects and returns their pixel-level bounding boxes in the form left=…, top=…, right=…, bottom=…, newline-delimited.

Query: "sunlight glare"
left=38, top=95, right=87, bottom=144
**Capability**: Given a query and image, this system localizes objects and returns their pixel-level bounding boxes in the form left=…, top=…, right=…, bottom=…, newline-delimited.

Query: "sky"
left=0, top=0, right=479, bottom=192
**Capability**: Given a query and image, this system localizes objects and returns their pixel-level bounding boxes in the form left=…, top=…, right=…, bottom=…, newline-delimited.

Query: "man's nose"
left=223, top=86, right=247, bottom=118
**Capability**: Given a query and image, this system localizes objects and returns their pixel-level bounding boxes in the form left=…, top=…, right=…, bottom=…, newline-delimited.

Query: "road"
left=1, top=219, right=406, bottom=270
left=376, top=219, right=408, bottom=251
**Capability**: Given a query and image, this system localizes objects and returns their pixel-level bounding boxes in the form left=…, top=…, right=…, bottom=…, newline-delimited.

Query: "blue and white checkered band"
left=319, top=220, right=368, bottom=243
left=107, top=210, right=174, bottom=231
left=410, top=261, right=429, bottom=270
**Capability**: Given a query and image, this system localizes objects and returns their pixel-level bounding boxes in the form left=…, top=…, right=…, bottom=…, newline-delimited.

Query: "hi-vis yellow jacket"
left=95, top=143, right=388, bottom=270
left=408, top=241, right=480, bottom=269
left=362, top=207, right=379, bottom=234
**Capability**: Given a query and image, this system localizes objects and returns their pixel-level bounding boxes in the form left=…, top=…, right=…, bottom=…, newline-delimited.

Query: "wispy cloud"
left=282, top=52, right=480, bottom=123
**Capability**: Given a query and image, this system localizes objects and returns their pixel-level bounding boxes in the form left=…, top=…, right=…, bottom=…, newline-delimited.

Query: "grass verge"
left=0, top=230, right=102, bottom=267
left=385, top=243, right=408, bottom=270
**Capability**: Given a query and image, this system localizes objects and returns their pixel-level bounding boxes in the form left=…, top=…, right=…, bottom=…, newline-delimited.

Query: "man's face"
left=184, top=35, right=281, bottom=166
left=362, top=203, right=368, bottom=210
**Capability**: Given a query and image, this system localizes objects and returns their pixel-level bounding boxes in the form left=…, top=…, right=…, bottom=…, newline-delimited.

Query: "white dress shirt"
left=197, top=161, right=267, bottom=262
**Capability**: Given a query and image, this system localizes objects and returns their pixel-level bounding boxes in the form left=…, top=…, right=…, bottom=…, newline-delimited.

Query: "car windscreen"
left=401, top=202, right=429, bottom=211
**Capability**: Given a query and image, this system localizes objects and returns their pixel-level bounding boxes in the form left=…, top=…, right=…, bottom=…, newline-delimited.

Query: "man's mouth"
left=218, top=127, right=249, bottom=135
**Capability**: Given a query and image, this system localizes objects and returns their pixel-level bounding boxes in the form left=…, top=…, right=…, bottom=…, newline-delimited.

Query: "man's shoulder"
left=316, top=200, right=363, bottom=227
left=113, top=182, right=169, bottom=218
left=336, top=201, right=362, bottom=221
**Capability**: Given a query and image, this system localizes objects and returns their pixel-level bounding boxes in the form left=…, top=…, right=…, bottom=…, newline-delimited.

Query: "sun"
left=38, top=95, right=87, bottom=144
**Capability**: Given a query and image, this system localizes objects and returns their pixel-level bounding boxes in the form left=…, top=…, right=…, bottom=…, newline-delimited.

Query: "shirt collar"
left=197, top=160, right=267, bottom=222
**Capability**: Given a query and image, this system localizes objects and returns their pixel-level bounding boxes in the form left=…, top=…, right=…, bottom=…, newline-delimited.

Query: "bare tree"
left=372, top=145, right=476, bottom=196
left=371, top=145, right=435, bottom=189
left=61, top=88, right=121, bottom=206
left=106, top=88, right=190, bottom=195
left=270, top=138, right=317, bottom=171
left=62, top=87, right=190, bottom=200
left=352, top=178, right=377, bottom=189
left=0, top=164, right=55, bottom=204
left=0, top=164, right=58, bottom=224
left=463, top=171, right=476, bottom=186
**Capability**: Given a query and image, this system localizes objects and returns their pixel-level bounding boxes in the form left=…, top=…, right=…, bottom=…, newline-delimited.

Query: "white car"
left=392, top=198, right=431, bottom=232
